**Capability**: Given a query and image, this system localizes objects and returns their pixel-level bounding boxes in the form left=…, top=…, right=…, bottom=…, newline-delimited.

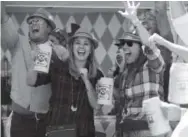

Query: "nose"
left=32, top=20, right=39, bottom=26
left=122, top=44, right=130, bottom=51
left=79, top=44, right=85, bottom=48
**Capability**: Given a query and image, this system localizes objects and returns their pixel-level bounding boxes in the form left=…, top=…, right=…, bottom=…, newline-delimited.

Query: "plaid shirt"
left=35, top=57, right=103, bottom=137
left=115, top=44, right=165, bottom=121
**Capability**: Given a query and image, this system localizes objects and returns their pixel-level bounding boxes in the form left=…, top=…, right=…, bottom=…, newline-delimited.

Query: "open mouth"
left=77, top=49, right=86, bottom=56
left=124, top=51, right=131, bottom=57
left=32, top=26, right=40, bottom=33
left=32, top=29, right=39, bottom=33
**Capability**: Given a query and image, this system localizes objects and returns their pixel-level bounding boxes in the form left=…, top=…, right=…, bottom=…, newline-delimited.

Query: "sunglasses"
left=118, top=40, right=133, bottom=48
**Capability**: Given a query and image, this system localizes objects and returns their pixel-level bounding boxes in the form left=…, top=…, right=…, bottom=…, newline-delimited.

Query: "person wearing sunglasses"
left=112, top=31, right=165, bottom=137
left=108, top=1, right=166, bottom=137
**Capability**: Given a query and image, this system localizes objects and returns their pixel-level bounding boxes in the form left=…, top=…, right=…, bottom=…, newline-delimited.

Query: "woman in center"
left=27, top=28, right=104, bottom=137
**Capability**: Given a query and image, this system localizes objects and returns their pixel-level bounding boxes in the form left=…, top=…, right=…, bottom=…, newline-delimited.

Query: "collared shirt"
left=1, top=17, right=52, bottom=113
left=115, top=44, right=165, bottom=121
left=35, top=59, right=104, bottom=136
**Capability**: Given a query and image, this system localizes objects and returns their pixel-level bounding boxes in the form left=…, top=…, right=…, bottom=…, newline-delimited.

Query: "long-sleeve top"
left=115, top=44, right=165, bottom=122
left=34, top=59, right=104, bottom=137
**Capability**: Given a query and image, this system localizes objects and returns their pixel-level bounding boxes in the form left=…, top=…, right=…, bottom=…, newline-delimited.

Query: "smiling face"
left=118, top=41, right=141, bottom=64
left=28, top=17, right=51, bottom=43
left=73, top=37, right=92, bottom=61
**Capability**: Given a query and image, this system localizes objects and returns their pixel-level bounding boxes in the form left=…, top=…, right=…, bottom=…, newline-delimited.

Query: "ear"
left=47, top=24, right=52, bottom=34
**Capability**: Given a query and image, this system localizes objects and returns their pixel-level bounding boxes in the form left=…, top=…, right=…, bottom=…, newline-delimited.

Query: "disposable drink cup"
left=34, top=42, right=52, bottom=73
left=168, top=63, right=188, bottom=104
left=143, top=97, right=171, bottom=136
left=97, top=77, right=114, bottom=105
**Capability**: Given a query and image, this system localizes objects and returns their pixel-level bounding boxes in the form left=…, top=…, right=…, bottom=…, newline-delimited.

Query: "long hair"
left=68, top=37, right=98, bottom=79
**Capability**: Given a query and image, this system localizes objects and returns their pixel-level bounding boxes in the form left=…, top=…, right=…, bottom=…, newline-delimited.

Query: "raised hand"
left=149, top=33, right=166, bottom=46
left=79, top=68, right=88, bottom=82
left=51, top=44, right=69, bottom=61
left=118, top=1, right=140, bottom=21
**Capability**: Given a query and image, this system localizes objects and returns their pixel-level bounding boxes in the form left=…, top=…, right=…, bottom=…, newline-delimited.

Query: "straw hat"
left=27, top=8, right=56, bottom=30
left=68, top=28, right=98, bottom=49
left=115, top=32, right=142, bottom=47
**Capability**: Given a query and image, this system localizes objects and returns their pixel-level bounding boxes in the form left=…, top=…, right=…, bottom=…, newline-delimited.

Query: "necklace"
left=70, top=76, right=81, bottom=112
left=71, top=105, right=77, bottom=112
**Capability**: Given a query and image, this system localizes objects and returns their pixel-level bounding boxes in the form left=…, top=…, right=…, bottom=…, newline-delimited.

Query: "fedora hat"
left=115, top=32, right=142, bottom=47
left=68, top=28, right=98, bottom=49
left=27, top=8, right=56, bottom=30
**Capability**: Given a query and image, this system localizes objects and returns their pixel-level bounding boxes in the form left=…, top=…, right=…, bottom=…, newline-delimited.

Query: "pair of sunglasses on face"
left=118, top=40, right=134, bottom=48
